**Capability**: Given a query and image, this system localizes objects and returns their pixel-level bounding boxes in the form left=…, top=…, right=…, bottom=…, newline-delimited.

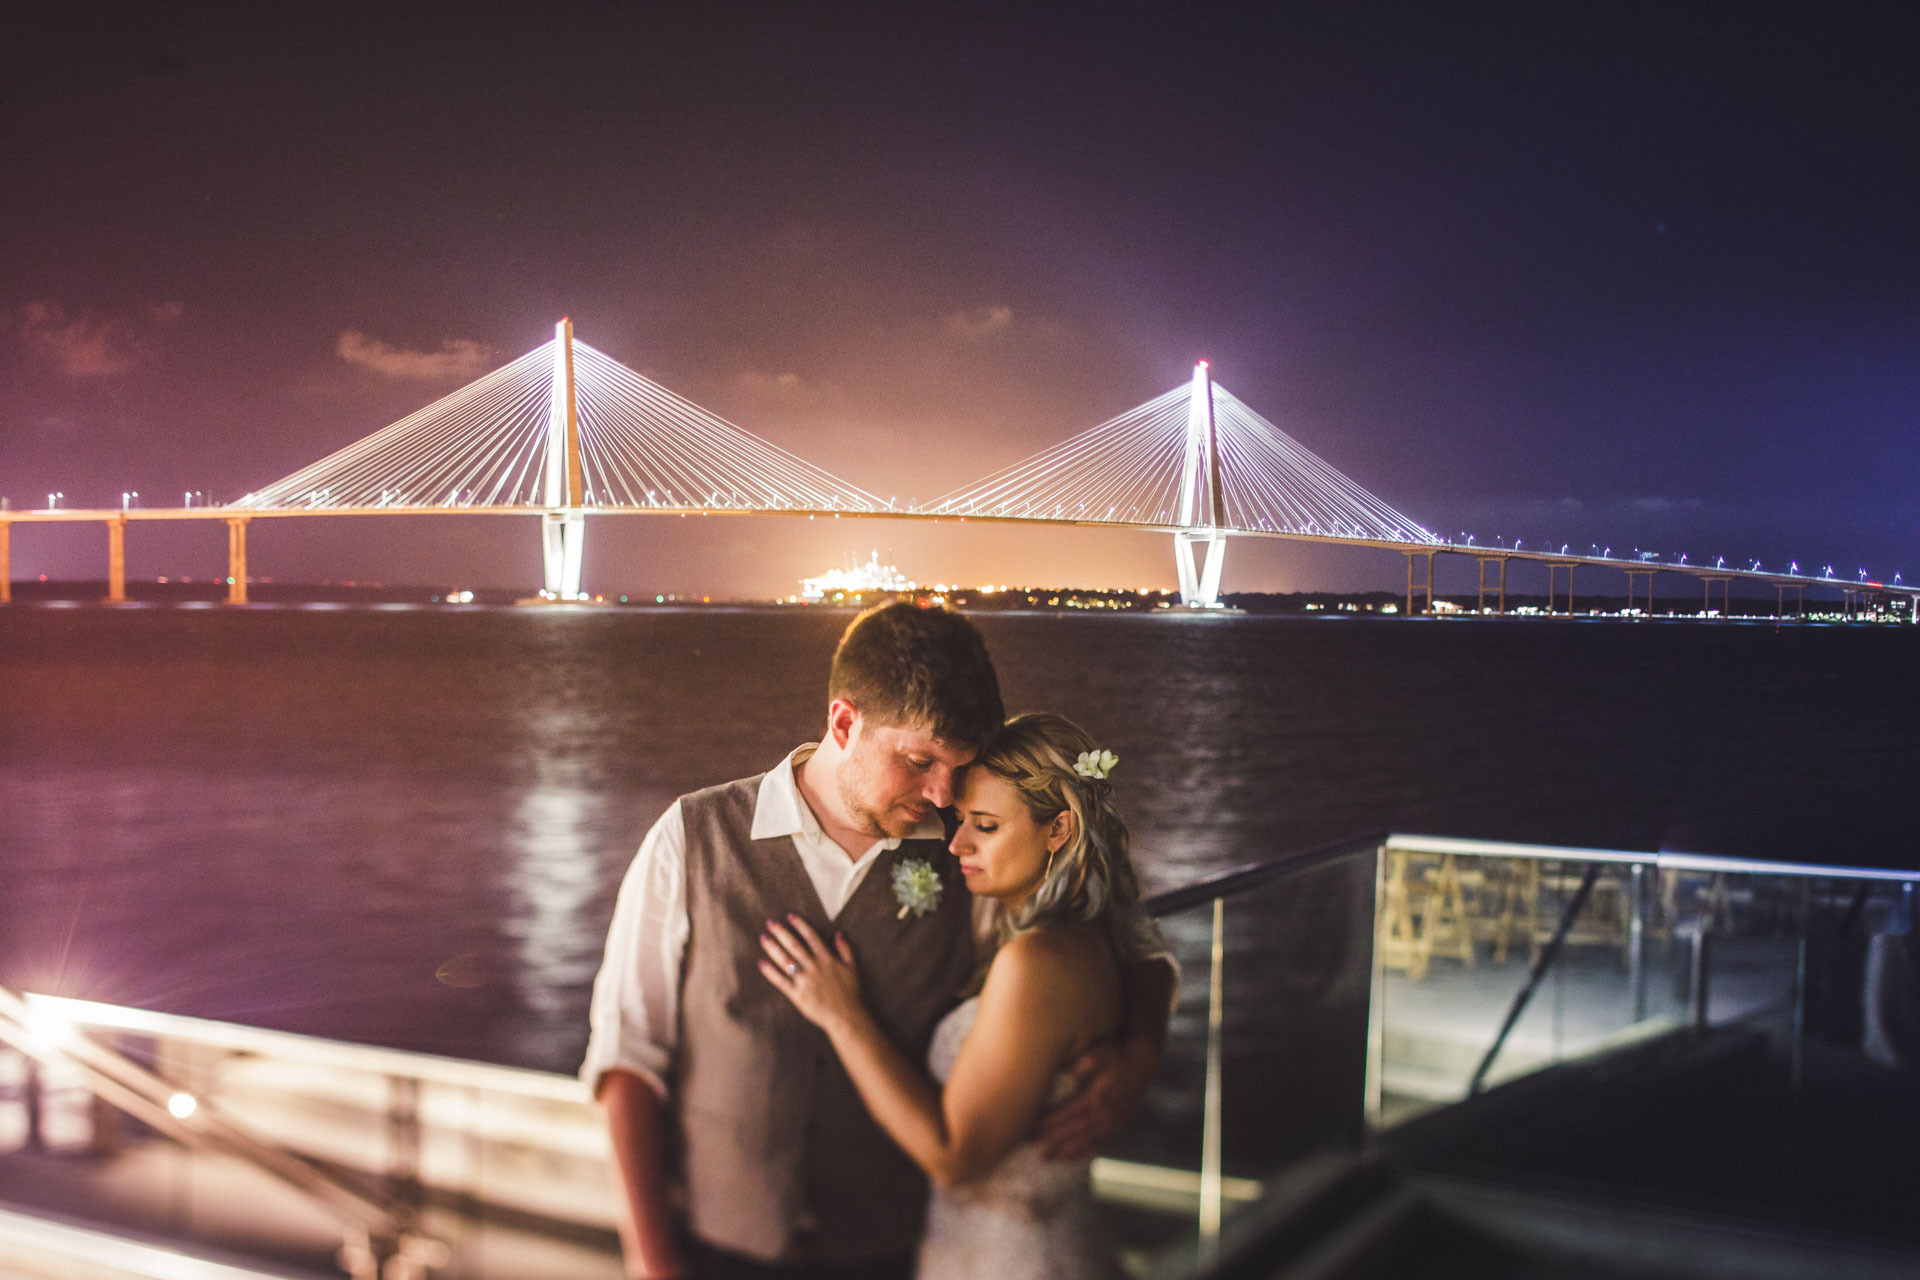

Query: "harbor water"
left=1, top=605, right=1915, bottom=1075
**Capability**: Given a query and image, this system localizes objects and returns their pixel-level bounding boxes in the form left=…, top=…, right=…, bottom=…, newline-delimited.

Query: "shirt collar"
left=751, top=744, right=944, bottom=845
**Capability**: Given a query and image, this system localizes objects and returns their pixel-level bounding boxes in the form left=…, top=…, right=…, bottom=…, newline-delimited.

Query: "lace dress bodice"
left=915, top=998, right=1118, bottom=1280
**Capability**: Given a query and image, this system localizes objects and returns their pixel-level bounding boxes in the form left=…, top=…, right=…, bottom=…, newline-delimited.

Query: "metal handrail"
left=0, top=984, right=444, bottom=1278
left=19, top=993, right=584, bottom=1104
left=1142, top=830, right=1388, bottom=917
left=1142, top=833, right=1917, bottom=907
left=1387, top=833, right=1918, bottom=882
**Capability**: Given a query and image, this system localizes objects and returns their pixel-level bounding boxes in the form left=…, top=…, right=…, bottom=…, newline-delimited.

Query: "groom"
left=583, top=602, right=1170, bottom=1279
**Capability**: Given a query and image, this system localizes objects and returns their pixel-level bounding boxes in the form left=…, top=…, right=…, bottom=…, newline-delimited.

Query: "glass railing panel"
left=1091, top=891, right=1220, bottom=1269
left=1669, top=866, right=1794, bottom=1034
left=1106, top=840, right=1382, bottom=1267
left=1377, top=862, right=1920, bottom=1254
left=1684, top=870, right=1915, bottom=1049
left=1114, top=844, right=1914, bottom=1277
left=1372, top=843, right=1693, bottom=1124
left=1202, top=853, right=1378, bottom=1177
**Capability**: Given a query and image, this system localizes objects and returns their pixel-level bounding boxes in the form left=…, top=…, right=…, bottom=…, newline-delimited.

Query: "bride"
left=761, top=712, right=1160, bottom=1279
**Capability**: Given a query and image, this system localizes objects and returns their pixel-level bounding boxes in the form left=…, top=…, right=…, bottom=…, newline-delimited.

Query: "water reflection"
left=499, top=705, right=614, bottom=1068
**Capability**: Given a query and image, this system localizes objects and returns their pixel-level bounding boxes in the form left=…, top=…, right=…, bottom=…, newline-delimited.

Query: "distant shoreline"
left=2, top=579, right=1904, bottom=622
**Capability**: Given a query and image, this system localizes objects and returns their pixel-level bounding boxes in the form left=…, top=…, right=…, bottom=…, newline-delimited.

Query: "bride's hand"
left=760, top=915, right=865, bottom=1033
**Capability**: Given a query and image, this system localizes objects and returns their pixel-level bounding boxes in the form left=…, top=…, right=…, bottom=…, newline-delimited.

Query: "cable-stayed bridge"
left=228, top=322, right=884, bottom=601
left=921, top=360, right=1439, bottom=607
left=2, top=320, right=1911, bottom=620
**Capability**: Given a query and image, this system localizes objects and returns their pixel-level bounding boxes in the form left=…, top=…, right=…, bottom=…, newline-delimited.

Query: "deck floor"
left=1378, top=934, right=1795, bottom=1120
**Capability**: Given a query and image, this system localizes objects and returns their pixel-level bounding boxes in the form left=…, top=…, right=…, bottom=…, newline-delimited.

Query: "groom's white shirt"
left=581, top=745, right=944, bottom=1099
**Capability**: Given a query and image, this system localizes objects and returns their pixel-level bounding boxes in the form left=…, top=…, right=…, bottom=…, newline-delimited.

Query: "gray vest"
left=675, top=773, right=974, bottom=1263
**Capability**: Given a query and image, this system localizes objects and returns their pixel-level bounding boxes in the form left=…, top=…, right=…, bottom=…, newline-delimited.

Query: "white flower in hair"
left=892, top=857, right=944, bottom=920
left=1073, top=749, right=1119, bottom=780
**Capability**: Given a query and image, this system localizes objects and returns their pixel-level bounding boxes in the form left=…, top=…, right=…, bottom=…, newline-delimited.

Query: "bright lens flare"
left=26, top=1006, right=77, bottom=1053
left=167, top=1092, right=198, bottom=1119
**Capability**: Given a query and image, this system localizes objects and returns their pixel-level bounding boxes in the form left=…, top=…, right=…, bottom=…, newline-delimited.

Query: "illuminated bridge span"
left=925, top=362, right=1437, bottom=604
left=1, top=319, right=1912, bottom=619
left=231, top=320, right=883, bottom=599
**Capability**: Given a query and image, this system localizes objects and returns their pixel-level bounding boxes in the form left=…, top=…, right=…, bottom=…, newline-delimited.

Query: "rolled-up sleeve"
left=580, top=801, right=688, bottom=1100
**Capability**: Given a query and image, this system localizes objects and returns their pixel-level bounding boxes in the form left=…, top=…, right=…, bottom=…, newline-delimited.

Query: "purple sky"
left=3, top=3, right=1916, bottom=596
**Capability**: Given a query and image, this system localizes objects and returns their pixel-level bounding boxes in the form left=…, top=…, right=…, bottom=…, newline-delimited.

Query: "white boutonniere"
left=1073, top=749, right=1119, bottom=780
left=892, top=857, right=944, bottom=920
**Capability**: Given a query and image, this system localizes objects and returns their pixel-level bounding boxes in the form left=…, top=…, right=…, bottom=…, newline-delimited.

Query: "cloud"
left=942, top=305, right=1014, bottom=340
left=6, top=301, right=184, bottom=377
left=731, top=369, right=844, bottom=407
left=1627, top=496, right=1703, bottom=512
left=336, top=330, right=492, bottom=380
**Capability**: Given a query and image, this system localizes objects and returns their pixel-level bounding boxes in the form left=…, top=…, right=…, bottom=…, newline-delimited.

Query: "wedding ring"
left=785, top=962, right=799, bottom=975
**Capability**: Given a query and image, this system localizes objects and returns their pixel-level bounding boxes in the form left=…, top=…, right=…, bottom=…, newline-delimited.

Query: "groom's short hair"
left=830, top=602, right=1004, bottom=750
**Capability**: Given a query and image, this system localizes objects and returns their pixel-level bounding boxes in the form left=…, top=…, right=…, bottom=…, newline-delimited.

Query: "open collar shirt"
left=581, top=745, right=944, bottom=1099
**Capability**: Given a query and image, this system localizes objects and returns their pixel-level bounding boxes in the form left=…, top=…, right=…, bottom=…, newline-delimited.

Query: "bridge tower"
left=1174, top=361, right=1227, bottom=607
left=541, top=317, right=587, bottom=599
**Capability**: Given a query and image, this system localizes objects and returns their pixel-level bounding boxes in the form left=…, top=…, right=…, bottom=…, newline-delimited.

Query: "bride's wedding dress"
left=915, top=997, right=1121, bottom=1280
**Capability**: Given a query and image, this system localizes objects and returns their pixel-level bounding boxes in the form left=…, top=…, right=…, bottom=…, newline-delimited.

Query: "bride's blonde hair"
left=968, top=712, right=1157, bottom=969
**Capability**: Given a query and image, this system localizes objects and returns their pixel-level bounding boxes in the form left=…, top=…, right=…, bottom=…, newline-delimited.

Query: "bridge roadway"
left=1, top=504, right=1913, bottom=618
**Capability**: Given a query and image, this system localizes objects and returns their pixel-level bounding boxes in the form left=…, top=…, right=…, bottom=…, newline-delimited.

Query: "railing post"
left=1790, top=880, right=1810, bottom=1091
left=388, top=1074, right=423, bottom=1229
left=1363, top=843, right=1387, bottom=1135
left=23, top=1055, right=42, bottom=1152
left=1198, top=895, right=1225, bottom=1264
left=1628, top=863, right=1648, bottom=1021
left=1688, top=922, right=1711, bottom=1031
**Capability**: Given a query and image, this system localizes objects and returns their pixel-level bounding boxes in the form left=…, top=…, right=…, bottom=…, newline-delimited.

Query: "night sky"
left=3, top=2, right=1917, bottom=597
